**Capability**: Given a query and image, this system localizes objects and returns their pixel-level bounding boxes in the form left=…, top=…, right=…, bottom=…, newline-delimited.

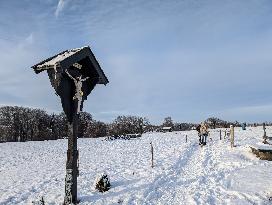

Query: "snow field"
left=0, top=127, right=272, bottom=204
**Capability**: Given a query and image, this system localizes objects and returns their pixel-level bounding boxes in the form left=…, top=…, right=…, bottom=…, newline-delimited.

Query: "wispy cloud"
left=223, top=104, right=272, bottom=115
left=25, top=33, right=34, bottom=44
left=55, top=0, right=69, bottom=17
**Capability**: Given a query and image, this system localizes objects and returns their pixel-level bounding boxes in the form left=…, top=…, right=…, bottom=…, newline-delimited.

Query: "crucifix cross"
left=65, top=69, right=89, bottom=113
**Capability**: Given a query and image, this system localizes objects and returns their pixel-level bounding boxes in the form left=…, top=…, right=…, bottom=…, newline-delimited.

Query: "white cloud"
left=55, top=0, right=69, bottom=17
left=25, top=33, right=34, bottom=44
left=215, top=104, right=272, bottom=122
left=224, top=104, right=272, bottom=116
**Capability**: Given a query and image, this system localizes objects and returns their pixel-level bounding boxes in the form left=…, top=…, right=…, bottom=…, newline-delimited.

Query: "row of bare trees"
left=0, top=106, right=58, bottom=142
left=161, top=116, right=258, bottom=131
left=204, top=117, right=241, bottom=129
left=0, top=106, right=150, bottom=142
left=0, top=106, right=261, bottom=142
left=161, top=117, right=196, bottom=131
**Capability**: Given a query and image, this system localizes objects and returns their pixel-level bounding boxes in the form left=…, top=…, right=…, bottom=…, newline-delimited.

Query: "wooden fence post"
left=263, top=122, right=267, bottom=138
left=150, top=142, right=154, bottom=168
left=185, top=135, right=188, bottom=143
left=219, top=130, right=222, bottom=140
left=230, top=125, right=234, bottom=148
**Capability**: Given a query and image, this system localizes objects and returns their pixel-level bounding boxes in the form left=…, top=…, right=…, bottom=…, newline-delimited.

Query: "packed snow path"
left=0, top=127, right=272, bottom=204
left=141, top=139, right=266, bottom=205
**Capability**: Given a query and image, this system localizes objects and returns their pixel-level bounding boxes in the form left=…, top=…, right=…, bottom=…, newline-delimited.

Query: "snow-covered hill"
left=1, top=127, right=272, bottom=205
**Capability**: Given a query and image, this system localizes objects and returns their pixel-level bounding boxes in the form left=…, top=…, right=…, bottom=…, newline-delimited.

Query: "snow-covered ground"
left=1, top=126, right=272, bottom=205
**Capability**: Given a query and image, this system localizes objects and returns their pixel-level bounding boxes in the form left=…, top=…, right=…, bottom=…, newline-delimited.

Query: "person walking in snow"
left=196, top=124, right=202, bottom=145
left=199, top=122, right=209, bottom=146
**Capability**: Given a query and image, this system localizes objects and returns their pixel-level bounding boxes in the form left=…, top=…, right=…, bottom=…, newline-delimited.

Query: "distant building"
left=162, top=127, right=172, bottom=132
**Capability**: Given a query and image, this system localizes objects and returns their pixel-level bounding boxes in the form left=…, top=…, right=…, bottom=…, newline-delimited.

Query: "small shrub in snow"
left=94, top=173, right=111, bottom=192
left=32, top=196, right=45, bottom=205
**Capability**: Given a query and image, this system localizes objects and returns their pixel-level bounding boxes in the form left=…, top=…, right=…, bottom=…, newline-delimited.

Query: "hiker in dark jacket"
left=196, top=124, right=201, bottom=145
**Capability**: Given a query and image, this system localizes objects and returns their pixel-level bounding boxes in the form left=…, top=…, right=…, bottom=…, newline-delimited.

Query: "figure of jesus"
left=65, top=69, right=89, bottom=113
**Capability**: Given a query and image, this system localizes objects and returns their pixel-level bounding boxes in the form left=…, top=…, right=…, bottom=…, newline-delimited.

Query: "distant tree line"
left=0, top=106, right=269, bottom=142
left=204, top=117, right=240, bottom=129
left=159, top=116, right=269, bottom=131
left=0, top=106, right=150, bottom=142
left=160, top=116, right=196, bottom=131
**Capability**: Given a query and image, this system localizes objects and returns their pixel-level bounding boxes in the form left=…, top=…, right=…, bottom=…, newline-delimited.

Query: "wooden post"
left=263, top=123, right=267, bottom=138
left=230, top=125, right=234, bottom=148
left=150, top=142, right=154, bottom=168
left=185, top=135, right=188, bottom=143
left=263, top=122, right=268, bottom=143
left=219, top=130, right=222, bottom=140
left=64, top=100, right=79, bottom=204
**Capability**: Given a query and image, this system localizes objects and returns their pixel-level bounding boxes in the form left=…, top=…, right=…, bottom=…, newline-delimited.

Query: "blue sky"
left=0, top=0, right=272, bottom=124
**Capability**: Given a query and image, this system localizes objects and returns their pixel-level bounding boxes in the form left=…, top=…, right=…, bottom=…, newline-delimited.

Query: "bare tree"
left=108, top=116, right=150, bottom=136
left=162, top=117, right=174, bottom=128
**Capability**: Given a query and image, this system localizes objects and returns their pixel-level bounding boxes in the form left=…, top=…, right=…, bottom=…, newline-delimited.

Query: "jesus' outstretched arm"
left=65, top=69, right=76, bottom=83
left=81, top=77, right=89, bottom=82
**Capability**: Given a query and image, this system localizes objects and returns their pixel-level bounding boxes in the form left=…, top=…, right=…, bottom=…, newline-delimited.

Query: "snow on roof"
left=250, top=142, right=272, bottom=151
left=36, top=46, right=87, bottom=70
left=32, top=46, right=109, bottom=85
left=162, top=127, right=172, bottom=130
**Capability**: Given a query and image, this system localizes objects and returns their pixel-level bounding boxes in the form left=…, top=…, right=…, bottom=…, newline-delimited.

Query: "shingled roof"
left=32, top=46, right=109, bottom=85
